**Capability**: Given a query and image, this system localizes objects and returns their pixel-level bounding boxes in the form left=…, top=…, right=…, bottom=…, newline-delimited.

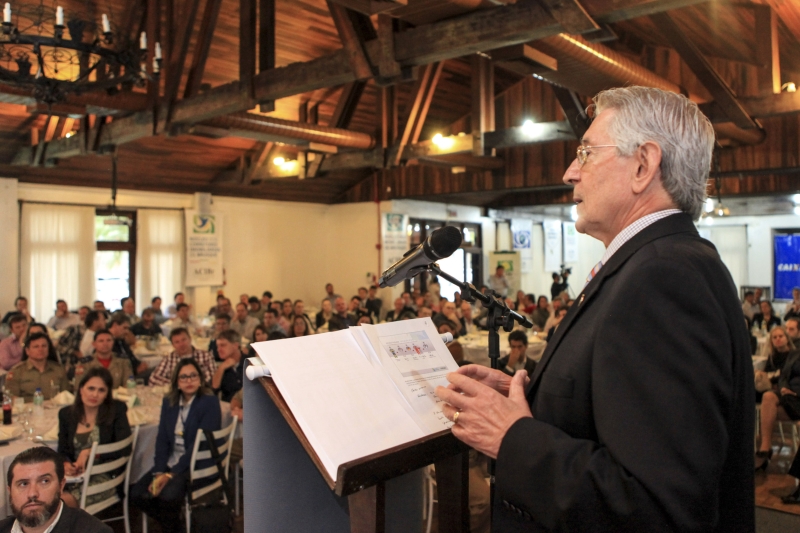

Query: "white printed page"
left=251, top=330, right=425, bottom=482
left=361, top=319, right=460, bottom=433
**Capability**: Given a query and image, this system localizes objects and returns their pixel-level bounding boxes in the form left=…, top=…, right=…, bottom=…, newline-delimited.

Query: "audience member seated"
left=741, top=290, right=758, bottom=322
left=543, top=299, right=565, bottom=334
left=434, top=301, right=463, bottom=335
left=58, top=366, right=131, bottom=508
left=267, top=331, right=287, bottom=341
left=7, top=332, right=69, bottom=401
left=74, top=330, right=133, bottom=390
left=150, top=296, right=167, bottom=324
left=417, top=306, right=433, bottom=319
left=131, top=359, right=221, bottom=532
left=0, top=314, right=28, bottom=371
left=247, top=296, right=265, bottom=322
left=531, top=296, right=550, bottom=331
left=108, top=315, right=147, bottom=377
left=166, top=292, right=185, bottom=318
left=498, top=330, right=537, bottom=378
left=1, top=447, right=113, bottom=533
left=365, top=286, right=382, bottom=322
left=756, top=341, right=800, bottom=471
left=348, top=296, right=369, bottom=320
left=171, top=303, right=197, bottom=334
left=231, top=303, right=259, bottom=341
left=315, top=299, right=333, bottom=331
left=248, top=325, right=269, bottom=358
left=79, top=311, right=106, bottom=358
left=752, top=300, right=781, bottom=333
left=328, top=297, right=358, bottom=331
left=149, top=328, right=216, bottom=387
left=207, top=294, right=227, bottom=317
left=289, top=315, right=313, bottom=337
left=787, top=318, right=800, bottom=345
left=229, top=389, right=243, bottom=465
left=291, top=300, right=316, bottom=333
left=208, top=314, right=231, bottom=362
left=513, top=290, right=526, bottom=313
left=211, top=329, right=244, bottom=402
left=323, top=283, right=341, bottom=307
left=262, top=308, right=285, bottom=336
left=119, top=297, right=140, bottom=325
left=786, top=287, right=800, bottom=322
left=437, top=321, right=464, bottom=364
left=131, top=307, right=162, bottom=337
left=57, top=316, right=88, bottom=378
left=755, top=326, right=795, bottom=400
left=546, top=307, right=569, bottom=342
left=26, top=323, right=48, bottom=337
left=357, top=315, right=373, bottom=326
left=459, top=302, right=479, bottom=336
left=260, top=291, right=272, bottom=311
left=47, top=300, right=80, bottom=331
left=280, top=299, right=294, bottom=322
left=1, top=297, right=34, bottom=325
left=385, top=298, right=415, bottom=322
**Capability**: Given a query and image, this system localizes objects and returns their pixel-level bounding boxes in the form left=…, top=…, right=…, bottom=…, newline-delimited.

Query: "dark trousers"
left=131, top=469, right=189, bottom=531
left=790, top=451, right=800, bottom=480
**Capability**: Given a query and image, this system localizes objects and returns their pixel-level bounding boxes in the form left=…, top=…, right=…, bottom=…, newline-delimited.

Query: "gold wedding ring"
left=453, top=411, right=460, bottom=424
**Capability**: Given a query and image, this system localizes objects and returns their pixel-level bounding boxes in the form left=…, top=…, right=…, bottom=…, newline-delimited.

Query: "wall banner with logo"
left=774, top=233, right=800, bottom=300
left=382, top=213, right=410, bottom=272
left=511, top=219, right=533, bottom=273
left=543, top=219, right=562, bottom=273
left=185, top=211, right=223, bottom=286
left=563, top=222, right=579, bottom=264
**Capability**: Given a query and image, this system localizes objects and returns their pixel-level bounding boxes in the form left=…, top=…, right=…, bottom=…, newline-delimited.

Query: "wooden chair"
left=184, top=416, right=239, bottom=533
left=76, top=425, right=140, bottom=533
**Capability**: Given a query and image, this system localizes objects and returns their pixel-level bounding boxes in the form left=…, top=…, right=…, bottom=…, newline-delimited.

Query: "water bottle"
left=32, top=388, right=44, bottom=417
left=126, top=375, right=137, bottom=393
left=2, top=389, right=12, bottom=425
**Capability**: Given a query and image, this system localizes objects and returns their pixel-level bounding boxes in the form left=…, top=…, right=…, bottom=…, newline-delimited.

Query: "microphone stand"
left=427, top=262, right=532, bottom=518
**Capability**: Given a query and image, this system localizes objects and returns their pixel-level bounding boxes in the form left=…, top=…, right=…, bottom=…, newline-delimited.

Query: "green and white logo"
left=193, top=215, right=215, bottom=234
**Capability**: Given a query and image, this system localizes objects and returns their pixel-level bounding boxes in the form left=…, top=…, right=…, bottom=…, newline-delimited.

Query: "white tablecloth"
left=461, top=331, right=547, bottom=368
left=0, top=391, right=232, bottom=518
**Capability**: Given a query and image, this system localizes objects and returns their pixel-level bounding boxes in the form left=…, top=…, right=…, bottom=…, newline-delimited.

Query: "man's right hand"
left=450, top=365, right=524, bottom=397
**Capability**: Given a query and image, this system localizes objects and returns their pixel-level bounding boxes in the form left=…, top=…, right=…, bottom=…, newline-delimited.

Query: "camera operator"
left=550, top=273, right=562, bottom=300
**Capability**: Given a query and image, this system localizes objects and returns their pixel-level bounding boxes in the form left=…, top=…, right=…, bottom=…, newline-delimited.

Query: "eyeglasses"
left=178, top=373, right=199, bottom=382
left=576, top=144, right=617, bottom=166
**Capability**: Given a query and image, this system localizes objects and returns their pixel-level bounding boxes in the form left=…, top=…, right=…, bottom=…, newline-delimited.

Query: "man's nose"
left=563, top=158, right=581, bottom=185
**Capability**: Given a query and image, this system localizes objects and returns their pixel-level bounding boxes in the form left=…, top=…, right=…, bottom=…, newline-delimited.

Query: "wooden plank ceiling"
left=1, top=0, right=800, bottom=207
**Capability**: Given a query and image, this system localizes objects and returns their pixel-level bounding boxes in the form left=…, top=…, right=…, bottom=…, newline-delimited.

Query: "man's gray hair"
left=590, top=86, right=715, bottom=219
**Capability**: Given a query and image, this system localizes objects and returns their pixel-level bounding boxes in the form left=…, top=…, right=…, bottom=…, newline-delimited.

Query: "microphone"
left=378, top=226, right=462, bottom=288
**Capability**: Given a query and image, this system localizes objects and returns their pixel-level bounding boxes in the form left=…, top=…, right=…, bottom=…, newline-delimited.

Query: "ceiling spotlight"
left=431, top=133, right=454, bottom=150
left=273, top=156, right=285, bottom=166
left=714, top=204, right=730, bottom=217
left=782, top=82, right=797, bottom=93
left=521, top=119, right=544, bottom=137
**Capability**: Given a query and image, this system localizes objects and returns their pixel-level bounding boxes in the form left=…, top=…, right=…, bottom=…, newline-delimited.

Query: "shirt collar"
left=12, top=500, right=63, bottom=533
left=600, top=209, right=682, bottom=265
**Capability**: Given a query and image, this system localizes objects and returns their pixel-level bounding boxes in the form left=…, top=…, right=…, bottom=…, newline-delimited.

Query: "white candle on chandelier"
left=154, top=42, right=162, bottom=60
left=101, top=13, right=110, bottom=33
left=3, top=3, right=11, bottom=24
left=56, top=6, right=64, bottom=26
left=140, top=31, right=146, bottom=50
left=152, top=57, right=160, bottom=73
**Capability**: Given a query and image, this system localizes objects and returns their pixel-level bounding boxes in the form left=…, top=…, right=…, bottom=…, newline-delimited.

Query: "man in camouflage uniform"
left=6, top=332, right=69, bottom=401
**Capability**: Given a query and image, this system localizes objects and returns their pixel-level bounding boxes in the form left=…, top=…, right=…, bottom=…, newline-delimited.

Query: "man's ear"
left=631, top=141, right=662, bottom=194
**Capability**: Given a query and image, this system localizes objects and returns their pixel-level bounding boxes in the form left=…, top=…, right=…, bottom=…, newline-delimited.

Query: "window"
left=95, top=210, right=136, bottom=311
left=405, top=219, right=482, bottom=299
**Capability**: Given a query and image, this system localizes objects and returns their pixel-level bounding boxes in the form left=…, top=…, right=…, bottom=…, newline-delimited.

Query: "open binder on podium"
left=247, top=318, right=470, bottom=533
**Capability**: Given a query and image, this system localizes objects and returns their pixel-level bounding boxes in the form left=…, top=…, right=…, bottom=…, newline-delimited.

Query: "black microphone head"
left=428, top=226, right=462, bottom=259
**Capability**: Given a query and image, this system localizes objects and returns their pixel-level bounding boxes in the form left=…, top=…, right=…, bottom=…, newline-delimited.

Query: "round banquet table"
left=0, top=388, right=232, bottom=518
left=460, top=330, right=547, bottom=368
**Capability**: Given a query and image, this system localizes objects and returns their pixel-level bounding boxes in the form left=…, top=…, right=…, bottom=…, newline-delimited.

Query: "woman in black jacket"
left=58, top=366, right=131, bottom=508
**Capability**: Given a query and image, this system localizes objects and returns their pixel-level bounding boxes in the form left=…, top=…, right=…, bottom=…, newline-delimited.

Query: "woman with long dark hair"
left=130, top=358, right=221, bottom=531
left=288, top=315, right=312, bottom=337
left=58, top=366, right=131, bottom=508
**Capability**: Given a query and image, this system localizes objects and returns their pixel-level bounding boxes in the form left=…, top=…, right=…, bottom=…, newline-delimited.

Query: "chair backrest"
left=188, top=416, right=238, bottom=502
left=79, top=425, right=140, bottom=515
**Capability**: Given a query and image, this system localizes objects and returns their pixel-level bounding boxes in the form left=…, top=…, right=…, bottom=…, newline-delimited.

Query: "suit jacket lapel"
left=526, top=213, right=697, bottom=399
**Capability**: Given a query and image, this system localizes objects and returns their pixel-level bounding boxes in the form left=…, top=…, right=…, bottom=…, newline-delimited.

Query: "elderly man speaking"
left=436, top=87, right=753, bottom=532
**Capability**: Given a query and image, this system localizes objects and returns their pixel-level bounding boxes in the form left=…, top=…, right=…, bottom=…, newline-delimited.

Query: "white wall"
left=1, top=181, right=380, bottom=319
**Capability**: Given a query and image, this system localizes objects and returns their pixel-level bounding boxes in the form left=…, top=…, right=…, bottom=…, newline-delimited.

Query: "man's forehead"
left=12, top=462, right=56, bottom=480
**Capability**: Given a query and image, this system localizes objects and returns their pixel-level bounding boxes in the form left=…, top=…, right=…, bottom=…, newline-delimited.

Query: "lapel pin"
left=579, top=294, right=585, bottom=305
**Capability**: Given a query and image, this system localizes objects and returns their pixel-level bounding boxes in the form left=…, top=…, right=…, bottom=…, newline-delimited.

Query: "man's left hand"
left=436, top=370, right=532, bottom=459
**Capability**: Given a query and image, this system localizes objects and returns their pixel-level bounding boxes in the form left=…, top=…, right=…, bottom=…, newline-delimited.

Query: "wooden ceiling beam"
left=651, top=12, right=759, bottom=131
left=184, top=0, right=223, bottom=98
left=258, top=0, right=276, bottom=112
left=389, top=62, right=439, bottom=166
left=307, top=81, right=366, bottom=178
left=416, top=153, right=505, bottom=171
left=550, top=87, right=589, bottom=139
left=753, top=4, right=781, bottom=96
left=471, top=55, right=494, bottom=156
left=327, top=0, right=406, bottom=16
left=163, top=0, right=203, bottom=114
left=0, top=84, right=149, bottom=114
left=327, top=1, right=376, bottom=80
left=537, top=0, right=599, bottom=34
left=146, top=0, right=161, bottom=106
left=240, top=0, right=257, bottom=98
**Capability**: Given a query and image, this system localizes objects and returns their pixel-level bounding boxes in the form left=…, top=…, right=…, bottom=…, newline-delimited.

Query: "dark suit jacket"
left=58, top=400, right=131, bottom=463
left=494, top=213, right=754, bottom=532
left=0, top=502, right=113, bottom=533
left=154, top=393, right=221, bottom=475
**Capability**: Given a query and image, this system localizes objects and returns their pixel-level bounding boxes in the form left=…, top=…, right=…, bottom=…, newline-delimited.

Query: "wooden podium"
left=243, top=363, right=470, bottom=533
